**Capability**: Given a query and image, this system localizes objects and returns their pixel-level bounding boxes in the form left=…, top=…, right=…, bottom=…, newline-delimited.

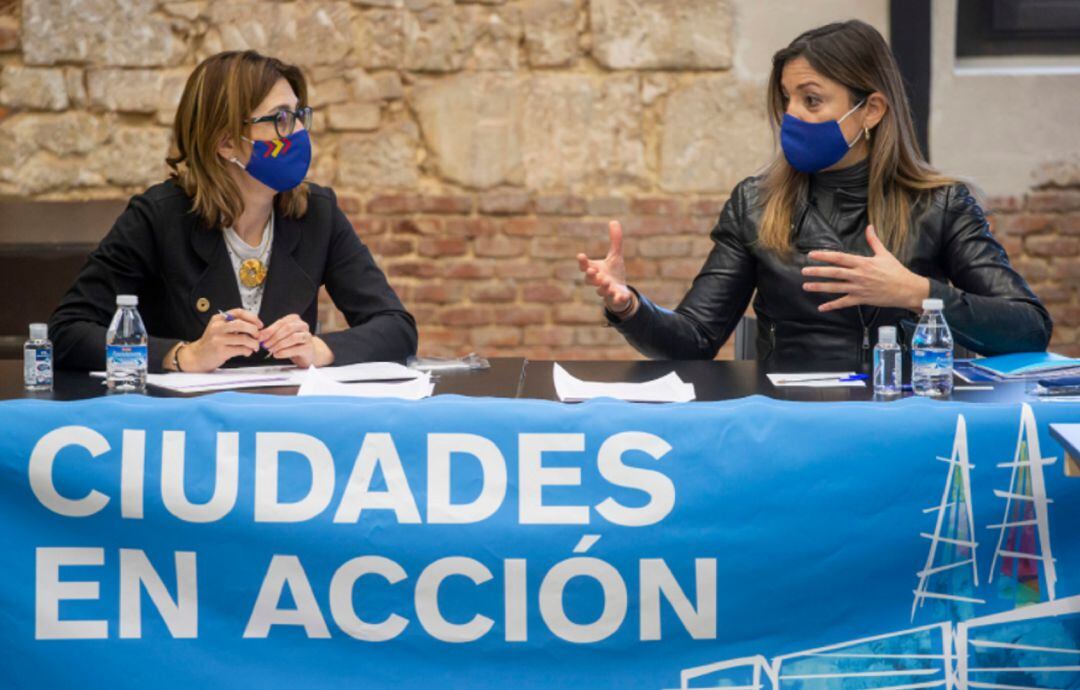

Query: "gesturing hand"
left=802, top=225, right=930, bottom=312
left=259, top=314, right=333, bottom=369
left=576, top=220, right=636, bottom=315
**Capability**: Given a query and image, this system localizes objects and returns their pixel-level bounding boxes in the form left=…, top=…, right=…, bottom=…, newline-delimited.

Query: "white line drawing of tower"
left=912, top=414, right=985, bottom=623
left=987, top=403, right=1058, bottom=606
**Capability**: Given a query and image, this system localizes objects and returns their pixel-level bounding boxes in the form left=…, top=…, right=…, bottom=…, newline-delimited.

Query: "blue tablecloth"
left=2, top=393, right=1078, bottom=689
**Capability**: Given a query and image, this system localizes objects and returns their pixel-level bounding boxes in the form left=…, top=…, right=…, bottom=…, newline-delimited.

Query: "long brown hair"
left=760, top=20, right=954, bottom=255
left=167, top=50, right=310, bottom=229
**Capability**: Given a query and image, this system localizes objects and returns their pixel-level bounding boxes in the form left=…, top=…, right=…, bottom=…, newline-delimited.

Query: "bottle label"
left=912, top=349, right=952, bottom=370
left=107, top=344, right=148, bottom=370
left=34, top=349, right=52, bottom=377
left=25, top=347, right=52, bottom=386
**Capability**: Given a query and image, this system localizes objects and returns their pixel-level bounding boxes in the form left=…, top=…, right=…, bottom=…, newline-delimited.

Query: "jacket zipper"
left=856, top=307, right=870, bottom=372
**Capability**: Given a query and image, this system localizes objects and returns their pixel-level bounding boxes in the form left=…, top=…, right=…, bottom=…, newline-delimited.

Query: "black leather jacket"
left=610, top=161, right=1052, bottom=371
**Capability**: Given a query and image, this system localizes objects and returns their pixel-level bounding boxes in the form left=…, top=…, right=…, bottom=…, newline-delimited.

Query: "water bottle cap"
left=29, top=322, right=47, bottom=339
left=877, top=325, right=896, bottom=344
left=922, top=298, right=943, bottom=311
left=116, top=294, right=138, bottom=307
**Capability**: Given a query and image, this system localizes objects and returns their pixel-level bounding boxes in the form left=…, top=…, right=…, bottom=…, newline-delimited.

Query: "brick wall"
left=989, top=185, right=1080, bottom=357
left=320, top=182, right=1080, bottom=362
left=322, top=191, right=737, bottom=361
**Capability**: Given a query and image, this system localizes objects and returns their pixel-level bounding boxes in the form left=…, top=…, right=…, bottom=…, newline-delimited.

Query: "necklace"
left=224, top=213, right=273, bottom=289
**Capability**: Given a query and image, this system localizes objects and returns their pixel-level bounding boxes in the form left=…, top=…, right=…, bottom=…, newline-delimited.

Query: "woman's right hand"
left=577, top=220, right=636, bottom=316
left=179, top=309, right=263, bottom=372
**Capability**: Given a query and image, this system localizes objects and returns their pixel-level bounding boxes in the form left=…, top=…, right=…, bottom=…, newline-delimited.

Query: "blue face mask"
left=780, top=100, right=865, bottom=173
left=231, top=128, right=312, bottom=192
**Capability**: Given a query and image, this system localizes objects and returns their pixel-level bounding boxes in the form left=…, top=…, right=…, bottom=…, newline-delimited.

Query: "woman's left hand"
left=259, top=314, right=334, bottom=368
left=802, top=225, right=930, bottom=312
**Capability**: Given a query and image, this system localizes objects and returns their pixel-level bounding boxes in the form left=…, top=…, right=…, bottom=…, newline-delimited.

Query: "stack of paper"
left=767, top=372, right=866, bottom=388
left=552, top=363, right=695, bottom=403
left=298, top=366, right=434, bottom=399
left=91, top=361, right=422, bottom=394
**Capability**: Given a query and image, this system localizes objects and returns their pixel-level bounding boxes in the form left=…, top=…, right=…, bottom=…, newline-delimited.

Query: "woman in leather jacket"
left=576, top=20, right=1051, bottom=372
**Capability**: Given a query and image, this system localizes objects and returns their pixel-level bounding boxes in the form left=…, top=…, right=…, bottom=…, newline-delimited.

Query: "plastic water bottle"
left=873, top=325, right=902, bottom=397
left=911, top=298, right=953, bottom=397
left=23, top=322, right=53, bottom=391
left=106, top=294, right=148, bottom=393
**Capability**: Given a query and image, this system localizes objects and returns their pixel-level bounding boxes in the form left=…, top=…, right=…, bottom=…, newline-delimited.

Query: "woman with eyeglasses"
left=50, top=50, right=417, bottom=373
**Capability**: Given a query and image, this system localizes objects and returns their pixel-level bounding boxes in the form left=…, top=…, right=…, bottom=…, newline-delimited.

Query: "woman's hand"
left=259, top=314, right=334, bottom=369
left=802, top=225, right=930, bottom=312
left=180, top=308, right=262, bottom=372
left=577, top=220, right=637, bottom=317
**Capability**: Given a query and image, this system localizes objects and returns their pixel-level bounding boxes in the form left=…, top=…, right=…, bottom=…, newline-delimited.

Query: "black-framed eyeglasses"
left=246, top=106, right=313, bottom=138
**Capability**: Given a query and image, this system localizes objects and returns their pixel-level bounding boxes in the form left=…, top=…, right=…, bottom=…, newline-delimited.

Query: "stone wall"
left=1, top=0, right=1075, bottom=360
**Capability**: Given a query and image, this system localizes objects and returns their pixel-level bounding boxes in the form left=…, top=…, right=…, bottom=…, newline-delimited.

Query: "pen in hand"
left=218, top=309, right=273, bottom=359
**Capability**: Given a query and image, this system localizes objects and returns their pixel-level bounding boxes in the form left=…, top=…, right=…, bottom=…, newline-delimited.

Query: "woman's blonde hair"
left=167, top=50, right=309, bottom=229
left=760, top=20, right=954, bottom=255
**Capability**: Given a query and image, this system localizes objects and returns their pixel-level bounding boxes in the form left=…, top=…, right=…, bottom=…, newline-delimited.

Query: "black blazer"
left=49, top=180, right=417, bottom=372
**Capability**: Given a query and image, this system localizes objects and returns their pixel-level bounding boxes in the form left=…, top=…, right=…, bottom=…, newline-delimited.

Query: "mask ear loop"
left=839, top=98, right=868, bottom=148
left=838, top=98, right=866, bottom=124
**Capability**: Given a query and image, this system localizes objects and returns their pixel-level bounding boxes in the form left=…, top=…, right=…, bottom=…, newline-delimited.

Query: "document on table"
left=90, top=361, right=422, bottom=393
left=552, top=363, right=695, bottom=403
left=297, top=366, right=434, bottom=399
left=767, top=372, right=867, bottom=388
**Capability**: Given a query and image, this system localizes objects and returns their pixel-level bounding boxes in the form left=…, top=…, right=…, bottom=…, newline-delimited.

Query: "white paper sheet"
left=767, top=372, right=866, bottom=388
left=309, top=362, right=421, bottom=383
left=552, top=363, right=695, bottom=403
left=90, top=361, right=422, bottom=393
left=297, top=366, right=434, bottom=399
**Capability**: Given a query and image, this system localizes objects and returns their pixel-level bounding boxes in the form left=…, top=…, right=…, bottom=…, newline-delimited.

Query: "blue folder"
left=970, top=351, right=1080, bottom=377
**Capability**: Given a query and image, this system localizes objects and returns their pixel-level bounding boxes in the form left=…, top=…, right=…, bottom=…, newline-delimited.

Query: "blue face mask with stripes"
left=231, top=128, right=312, bottom=192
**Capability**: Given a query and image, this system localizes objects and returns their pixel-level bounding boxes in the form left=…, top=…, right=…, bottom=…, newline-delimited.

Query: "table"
left=3, top=359, right=1078, bottom=689
left=518, top=359, right=1035, bottom=403
left=0, top=357, right=1037, bottom=403
left=0, top=357, right=527, bottom=401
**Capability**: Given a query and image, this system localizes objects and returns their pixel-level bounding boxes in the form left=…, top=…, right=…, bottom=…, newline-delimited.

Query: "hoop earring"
left=864, top=126, right=871, bottom=143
